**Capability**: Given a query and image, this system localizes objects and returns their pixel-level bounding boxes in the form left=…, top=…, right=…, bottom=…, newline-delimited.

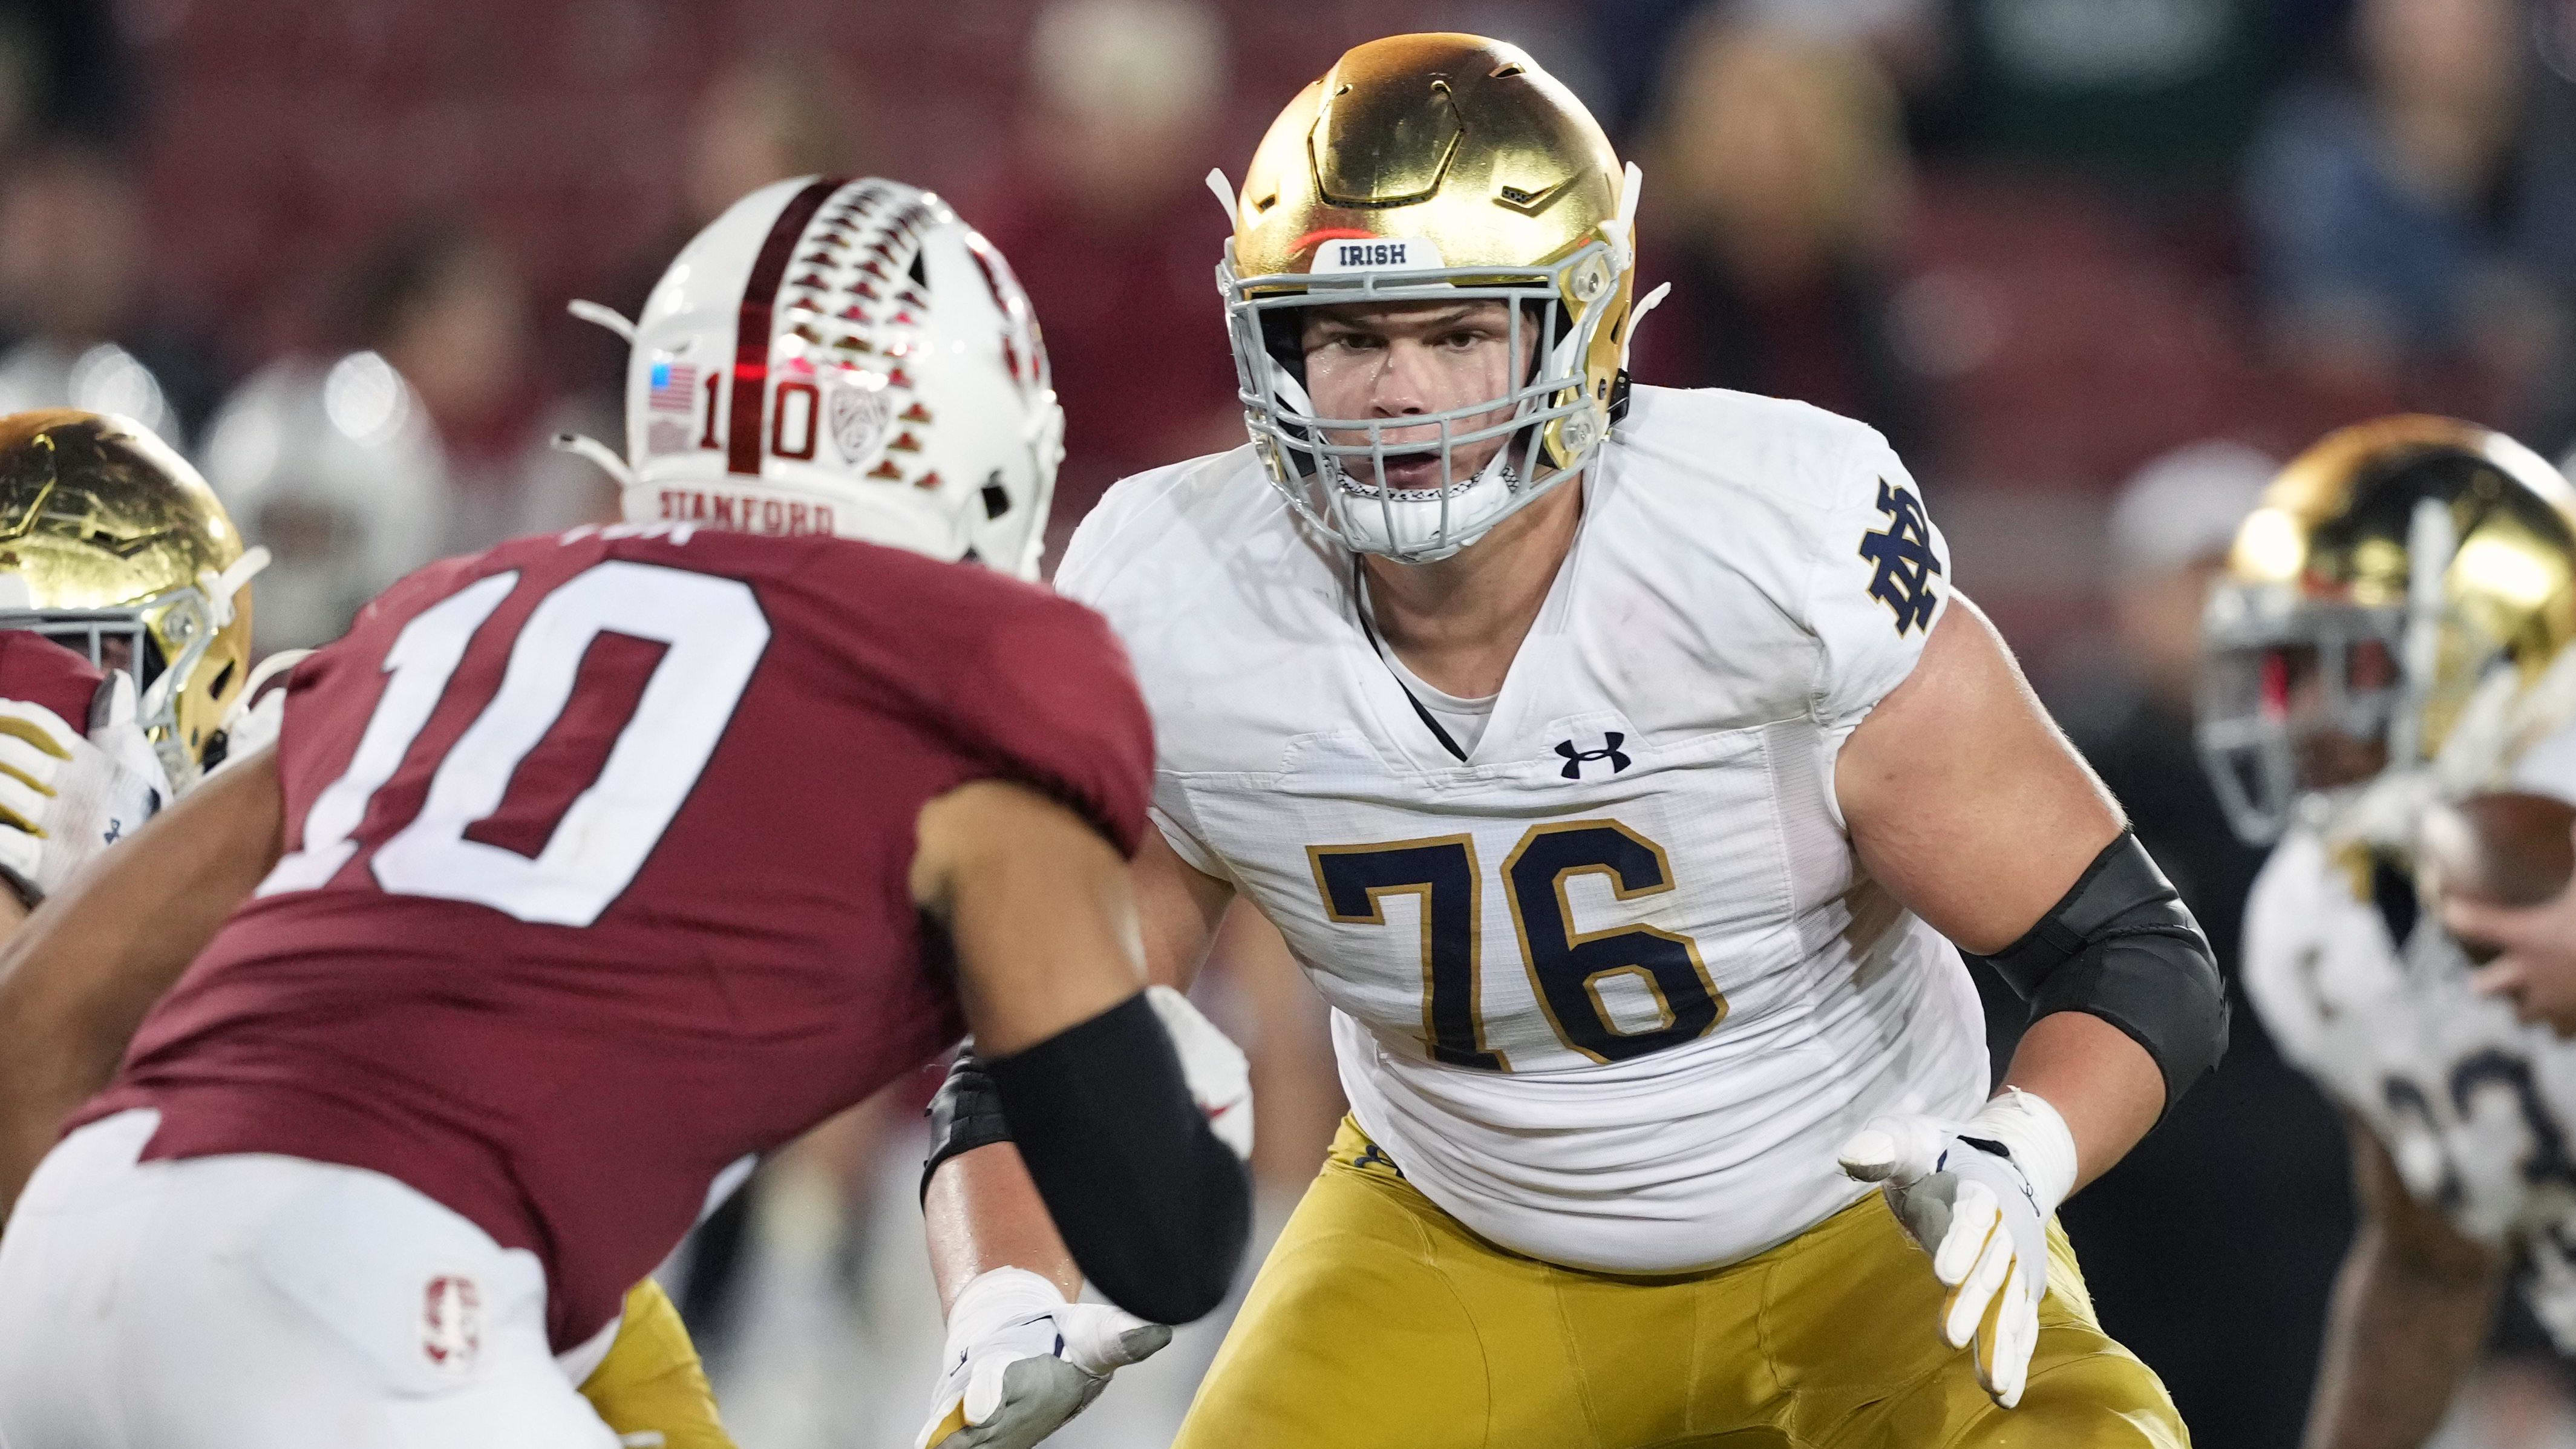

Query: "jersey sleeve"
left=2238, top=837, right=2334, bottom=1079
left=933, top=592, right=1157, bottom=857
left=1803, top=432, right=1952, bottom=733
left=0, top=630, right=106, bottom=729
left=1146, top=795, right=1231, bottom=880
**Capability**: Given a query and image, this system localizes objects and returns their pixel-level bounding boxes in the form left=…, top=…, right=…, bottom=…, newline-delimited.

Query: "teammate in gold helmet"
left=2203, top=419, right=2576, bottom=1448
left=0, top=410, right=264, bottom=912
left=0, top=410, right=266, bottom=791
left=2199, top=416, right=2576, bottom=842
left=920, top=33, right=2204, bottom=1449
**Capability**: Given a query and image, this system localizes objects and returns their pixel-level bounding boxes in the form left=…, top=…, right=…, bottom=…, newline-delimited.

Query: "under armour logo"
left=1555, top=733, right=1631, bottom=780
left=1858, top=479, right=1942, bottom=636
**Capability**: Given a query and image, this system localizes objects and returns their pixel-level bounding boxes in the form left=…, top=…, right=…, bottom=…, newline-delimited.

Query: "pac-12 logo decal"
left=422, top=1274, right=482, bottom=1373
left=1554, top=733, right=1631, bottom=780
left=1858, top=479, right=1942, bottom=636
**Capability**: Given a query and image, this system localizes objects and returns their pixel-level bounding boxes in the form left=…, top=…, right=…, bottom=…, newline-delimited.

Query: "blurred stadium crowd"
left=13, top=0, right=2576, bottom=1442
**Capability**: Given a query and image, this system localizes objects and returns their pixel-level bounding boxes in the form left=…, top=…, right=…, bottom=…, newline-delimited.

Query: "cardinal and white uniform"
left=0, top=523, right=1152, bottom=1448
left=1059, top=385, right=2182, bottom=1447
left=2245, top=687, right=2576, bottom=1348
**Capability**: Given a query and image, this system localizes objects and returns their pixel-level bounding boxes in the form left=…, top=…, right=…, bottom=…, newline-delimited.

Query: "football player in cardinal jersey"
left=0, top=177, right=1250, bottom=1449
left=2201, top=416, right=2576, bottom=1449
left=0, top=407, right=759, bottom=1448
left=918, top=33, right=2221, bottom=1449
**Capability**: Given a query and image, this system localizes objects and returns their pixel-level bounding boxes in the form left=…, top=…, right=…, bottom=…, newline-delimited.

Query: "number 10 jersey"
left=76, top=523, right=1154, bottom=1352
left=1056, top=385, right=1989, bottom=1277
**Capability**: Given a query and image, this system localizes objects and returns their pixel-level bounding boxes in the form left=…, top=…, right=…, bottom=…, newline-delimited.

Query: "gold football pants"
left=1173, top=1118, right=2185, bottom=1449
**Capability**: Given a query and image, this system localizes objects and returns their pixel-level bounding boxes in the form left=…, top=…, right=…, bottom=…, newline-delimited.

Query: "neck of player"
left=1360, top=476, right=1582, bottom=701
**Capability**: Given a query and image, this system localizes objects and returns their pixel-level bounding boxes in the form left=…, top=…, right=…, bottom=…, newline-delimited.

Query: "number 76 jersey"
left=77, top=523, right=1153, bottom=1353
left=1057, top=386, right=1991, bottom=1277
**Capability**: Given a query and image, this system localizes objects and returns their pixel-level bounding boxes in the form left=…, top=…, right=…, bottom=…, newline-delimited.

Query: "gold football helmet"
left=1220, top=33, right=1647, bottom=561
left=0, top=410, right=266, bottom=790
left=2198, top=416, right=2576, bottom=843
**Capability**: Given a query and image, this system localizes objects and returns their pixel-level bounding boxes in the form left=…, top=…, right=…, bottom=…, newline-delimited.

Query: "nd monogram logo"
left=422, top=1274, right=482, bottom=1373
left=1858, top=479, right=1942, bottom=636
left=1554, top=733, right=1631, bottom=780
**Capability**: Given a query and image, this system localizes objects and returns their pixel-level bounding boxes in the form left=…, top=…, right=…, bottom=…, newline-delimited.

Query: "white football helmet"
left=198, top=352, right=449, bottom=655
left=566, top=176, right=1062, bottom=578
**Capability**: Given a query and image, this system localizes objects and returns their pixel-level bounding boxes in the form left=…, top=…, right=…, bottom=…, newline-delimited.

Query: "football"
left=2419, top=792, right=2576, bottom=909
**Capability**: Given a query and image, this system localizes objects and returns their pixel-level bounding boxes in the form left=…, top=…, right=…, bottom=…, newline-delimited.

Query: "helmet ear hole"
left=1260, top=310, right=1306, bottom=385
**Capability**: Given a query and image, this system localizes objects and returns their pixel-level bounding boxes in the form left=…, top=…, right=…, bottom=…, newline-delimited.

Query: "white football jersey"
left=2243, top=715, right=2576, bottom=1347
left=1057, top=385, right=1989, bottom=1275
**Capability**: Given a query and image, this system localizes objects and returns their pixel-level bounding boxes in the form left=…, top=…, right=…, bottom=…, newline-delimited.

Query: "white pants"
left=0, top=1110, right=621, bottom=1449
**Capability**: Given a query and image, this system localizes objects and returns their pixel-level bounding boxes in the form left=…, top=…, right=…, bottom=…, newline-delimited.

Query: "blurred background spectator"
left=13, top=0, right=2576, bottom=1441
left=1921, top=0, right=2293, bottom=185
left=967, top=0, right=1244, bottom=557
left=1629, top=8, right=1923, bottom=454
left=2244, top=0, right=2575, bottom=436
left=0, top=142, right=212, bottom=442
left=198, top=348, right=444, bottom=655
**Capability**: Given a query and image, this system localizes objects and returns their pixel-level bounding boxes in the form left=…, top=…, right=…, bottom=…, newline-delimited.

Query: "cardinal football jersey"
left=76, top=522, right=1152, bottom=1349
left=0, top=629, right=105, bottom=727
left=1056, top=384, right=1989, bottom=1275
left=2244, top=713, right=2576, bottom=1347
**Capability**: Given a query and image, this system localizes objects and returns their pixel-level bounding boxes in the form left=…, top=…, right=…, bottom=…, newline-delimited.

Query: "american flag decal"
left=649, top=362, right=699, bottom=413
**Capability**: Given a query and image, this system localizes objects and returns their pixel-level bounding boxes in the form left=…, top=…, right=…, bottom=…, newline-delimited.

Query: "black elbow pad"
left=986, top=992, right=1252, bottom=1324
left=1972, top=828, right=2229, bottom=1111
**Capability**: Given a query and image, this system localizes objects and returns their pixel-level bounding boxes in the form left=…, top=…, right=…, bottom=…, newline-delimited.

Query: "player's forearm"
left=2000, top=1010, right=2163, bottom=1193
left=2301, top=1222, right=2503, bottom=1449
left=923, top=1142, right=1083, bottom=1311
left=0, top=749, right=283, bottom=1214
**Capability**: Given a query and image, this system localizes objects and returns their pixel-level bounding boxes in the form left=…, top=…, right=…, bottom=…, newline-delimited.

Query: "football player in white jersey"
left=2201, top=416, right=2576, bottom=1449
left=910, top=33, right=2224, bottom=1449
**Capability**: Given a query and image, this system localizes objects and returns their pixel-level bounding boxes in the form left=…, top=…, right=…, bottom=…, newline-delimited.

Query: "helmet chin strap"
left=560, top=300, right=644, bottom=492
left=566, top=299, right=637, bottom=344
left=1203, top=169, right=1239, bottom=225
left=553, top=431, right=636, bottom=489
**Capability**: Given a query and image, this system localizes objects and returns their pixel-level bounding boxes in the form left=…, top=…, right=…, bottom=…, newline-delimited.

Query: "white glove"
left=0, top=680, right=169, bottom=901
left=1836, top=1088, right=2077, bottom=1408
left=915, top=1267, right=1172, bottom=1449
left=1146, top=984, right=1254, bottom=1162
left=209, top=649, right=310, bottom=774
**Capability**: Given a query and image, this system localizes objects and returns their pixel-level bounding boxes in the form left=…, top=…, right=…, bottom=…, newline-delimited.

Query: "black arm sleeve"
left=1971, top=828, right=2230, bottom=1111
left=984, top=992, right=1252, bottom=1324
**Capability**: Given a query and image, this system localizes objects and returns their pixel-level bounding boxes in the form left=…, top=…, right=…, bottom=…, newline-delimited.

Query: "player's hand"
left=0, top=684, right=168, bottom=901
left=916, top=1267, right=1172, bottom=1449
left=1836, top=1088, right=2077, bottom=1408
left=2447, top=826, right=2576, bottom=1035
left=1146, top=984, right=1254, bottom=1161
